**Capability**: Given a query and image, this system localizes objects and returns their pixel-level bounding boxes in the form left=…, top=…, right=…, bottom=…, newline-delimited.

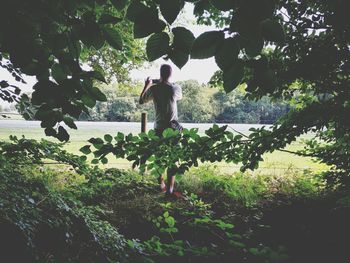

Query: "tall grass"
left=177, top=165, right=326, bottom=207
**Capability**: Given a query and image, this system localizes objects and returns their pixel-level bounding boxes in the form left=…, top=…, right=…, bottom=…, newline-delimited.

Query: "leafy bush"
left=0, top=138, right=133, bottom=262
left=2, top=138, right=348, bottom=263
left=177, top=165, right=325, bottom=208
left=129, top=193, right=289, bottom=263
left=0, top=165, right=128, bottom=262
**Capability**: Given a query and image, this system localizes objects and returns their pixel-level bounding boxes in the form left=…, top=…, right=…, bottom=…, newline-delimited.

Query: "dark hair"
left=160, top=64, right=172, bottom=80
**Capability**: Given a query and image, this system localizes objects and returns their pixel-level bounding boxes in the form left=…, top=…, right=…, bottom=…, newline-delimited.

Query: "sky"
left=0, top=3, right=218, bottom=107
left=130, top=4, right=218, bottom=83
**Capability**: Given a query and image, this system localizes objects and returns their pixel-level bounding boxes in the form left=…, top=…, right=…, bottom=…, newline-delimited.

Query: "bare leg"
left=158, top=174, right=166, bottom=192
left=167, top=174, right=175, bottom=194
left=166, top=167, right=177, bottom=194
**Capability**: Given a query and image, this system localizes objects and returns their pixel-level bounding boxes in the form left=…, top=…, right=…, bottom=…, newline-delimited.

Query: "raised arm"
left=174, top=84, right=182, bottom=101
left=139, top=77, right=152, bottom=104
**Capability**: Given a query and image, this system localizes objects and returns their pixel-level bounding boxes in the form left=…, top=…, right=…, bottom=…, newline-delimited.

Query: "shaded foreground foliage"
left=1, top=0, right=349, bottom=189
left=1, top=138, right=350, bottom=263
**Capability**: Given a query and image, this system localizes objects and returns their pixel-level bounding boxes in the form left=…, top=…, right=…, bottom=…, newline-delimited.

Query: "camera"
left=152, top=79, right=160, bottom=84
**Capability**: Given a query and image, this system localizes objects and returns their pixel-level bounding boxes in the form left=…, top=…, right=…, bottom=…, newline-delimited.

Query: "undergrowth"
left=1, top=137, right=349, bottom=263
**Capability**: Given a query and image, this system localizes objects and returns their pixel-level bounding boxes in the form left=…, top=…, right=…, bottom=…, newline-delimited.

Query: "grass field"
left=0, top=120, right=328, bottom=174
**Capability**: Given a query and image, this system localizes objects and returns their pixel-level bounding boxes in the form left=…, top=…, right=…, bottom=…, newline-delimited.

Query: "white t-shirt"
left=140, top=82, right=182, bottom=130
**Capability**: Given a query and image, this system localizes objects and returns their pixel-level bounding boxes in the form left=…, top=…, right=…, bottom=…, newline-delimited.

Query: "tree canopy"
left=1, top=0, right=350, bottom=179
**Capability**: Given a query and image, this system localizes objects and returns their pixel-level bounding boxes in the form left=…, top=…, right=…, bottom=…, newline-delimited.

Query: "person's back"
left=139, top=64, right=182, bottom=134
left=148, top=82, right=182, bottom=131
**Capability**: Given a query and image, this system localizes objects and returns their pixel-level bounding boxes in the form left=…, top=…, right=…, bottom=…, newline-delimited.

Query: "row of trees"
left=79, top=80, right=290, bottom=124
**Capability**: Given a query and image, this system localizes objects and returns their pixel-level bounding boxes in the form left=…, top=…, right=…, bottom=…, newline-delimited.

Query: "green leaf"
left=133, top=19, right=166, bottom=38
left=126, top=1, right=149, bottom=22
left=63, top=116, right=77, bottom=129
left=41, top=119, right=57, bottom=128
left=223, top=61, right=244, bottom=93
left=101, top=157, right=108, bottom=164
left=172, top=27, right=195, bottom=53
left=193, top=0, right=210, bottom=16
left=215, top=37, right=240, bottom=70
left=104, top=134, right=113, bottom=142
left=99, top=14, right=122, bottom=24
left=110, top=0, right=129, bottom=10
left=80, top=145, right=91, bottom=154
left=261, top=19, right=285, bottom=43
left=159, top=0, right=184, bottom=25
left=57, top=126, right=70, bottom=142
left=91, top=159, right=99, bottom=164
left=170, top=49, right=189, bottom=69
left=88, top=138, right=104, bottom=149
left=245, top=36, right=264, bottom=57
left=90, top=87, right=107, bottom=102
left=165, top=216, right=175, bottom=227
left=45, top=127, right=57, bottom=137
left=103, top=27, right=123, bottom=50
left=0, top=81, right=9, bottom=88
left=51, top=63, right=66, bottom=82
left=115, top=132, right=124, bottom=140
left=80, top=21, right=104, bottom=49
left=88, top=70, right=107, bottom=83
left=256, top=69, right=277, bottom=92
left=68, top=40, right=81, bottom=59
left=146, top=32, right=170, bottom=61
left=82, top=94, right=96, bottom=108
left=191, top=31, right=224, bottom=59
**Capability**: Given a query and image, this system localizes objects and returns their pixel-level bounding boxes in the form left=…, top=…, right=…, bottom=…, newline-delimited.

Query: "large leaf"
left=172, top=27, right=195, bottom=52
left=90, top=87, right=107, bottom=102
left=79, top=18, right=104, bottom=49
left=57, top=126, right=70, bottom=142
left=171, top=27, right=194, bottom=68
left=80, top=145, right=91, bottom=154
left=223, top=61, right=244, bottom=93
left=99, top=14, right=122, bottom=24
left=82, top=94, right=96, bottom=108
left=63, top=116, right=77, bottom=129
left=133, top=19, right=166, bottom=38
left=126, top=1, right=149, bottom=22
left=244, top=36, right=264, bottom=57
left=170, top=49, right=189, bottom=69
left=68, top=40, right=81, bottom=59
left=191, top=31, right=224, bottom=59
left=103, top=27, right=123, bottom=50
left=127, top=1, right=158, bottom=23
left=261, top=19, right=285, bottom=43
left=127, top=1, right=164, bottom=38
left=193, top=0, right=211, bottom=16
left=146, top=32, right=170, bottom=61
left=84, top=70, right=107, bottom=83
left=215, top=37, right=240, bottom=70
left=45, top=127, right=57, bottom=137
left=159, top=0, right=184, bottom=25
left=256, top=69, right=277, bottom=92
left=51, top=63, right=67, bottom=82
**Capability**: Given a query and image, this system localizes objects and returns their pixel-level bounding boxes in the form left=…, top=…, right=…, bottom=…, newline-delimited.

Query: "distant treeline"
left=79, top=80, right=290, bottom=124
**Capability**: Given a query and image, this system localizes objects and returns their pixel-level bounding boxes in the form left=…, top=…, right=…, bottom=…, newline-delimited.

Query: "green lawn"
left=0, top=120, right=328, bottom=174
